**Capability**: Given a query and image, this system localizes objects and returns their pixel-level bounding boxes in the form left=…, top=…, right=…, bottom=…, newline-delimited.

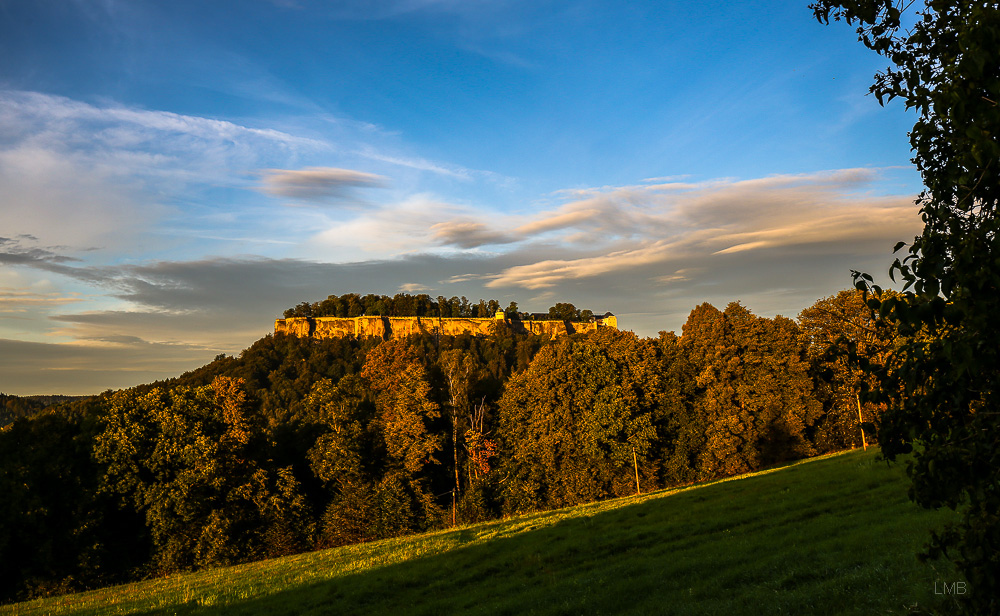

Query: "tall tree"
left=305, top=375, right=380, bottom=546
left=498, top=332, right=657, bottom=512
left=799, top=289, right=893, bottom=452
left=439, top=349, right=479, bottom=525
left=360, top=339, right=443, bottom=532
left=680, top=303, right=820, bottom=479
left=813, top=3, right=1000, bottom=610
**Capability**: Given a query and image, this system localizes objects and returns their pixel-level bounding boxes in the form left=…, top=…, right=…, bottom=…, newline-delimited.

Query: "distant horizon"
left=3, top=289, right=856, bottom=398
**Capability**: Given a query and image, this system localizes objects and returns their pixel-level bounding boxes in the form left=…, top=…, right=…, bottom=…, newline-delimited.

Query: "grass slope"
left=3, top=449, right=962, bottom=616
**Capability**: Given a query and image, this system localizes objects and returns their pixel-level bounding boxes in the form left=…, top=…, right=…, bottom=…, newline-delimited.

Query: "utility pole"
left=632, top=447, right=641, bottom=495
left=856, top=393, right=868, bottom=451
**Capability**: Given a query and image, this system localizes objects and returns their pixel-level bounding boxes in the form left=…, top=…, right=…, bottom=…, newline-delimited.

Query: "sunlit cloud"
left=478, top=169, right=919, bottom=289
left=0, top=289, right=83, bottom=312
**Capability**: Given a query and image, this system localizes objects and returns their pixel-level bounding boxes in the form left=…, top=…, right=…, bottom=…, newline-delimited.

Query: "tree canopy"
left=282, top=293, right=603, bottom=322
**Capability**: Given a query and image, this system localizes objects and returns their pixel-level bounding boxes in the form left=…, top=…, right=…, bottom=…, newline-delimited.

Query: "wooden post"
left=856, top=393, right=868, bottom=451
left=632, top=447, right=641, bottom=496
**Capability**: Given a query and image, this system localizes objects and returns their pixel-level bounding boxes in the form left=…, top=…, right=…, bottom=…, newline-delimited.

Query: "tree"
left=439, top=349, right=479, bottom=525
left=304, top=375, right=382, bottom=546
left=798, top=289, right=894, bottom=452
left=498, top=332, right=658, bottom=512
left=813, top=2, right=1000, bottom=611
left=547, top=302, right=580, bottom=322
left=679, top=303, right=820, bottom=479
left=95, top=377, right=310, bottom=572
left=360, top=339, right=443, bottom=532
left=0, top=406, right=147, bottom=601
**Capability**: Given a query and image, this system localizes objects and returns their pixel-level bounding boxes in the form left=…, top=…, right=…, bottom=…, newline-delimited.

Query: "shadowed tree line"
left=0, top=291, right=889, bottom=603
left=0, top=394, right=86, bottom=429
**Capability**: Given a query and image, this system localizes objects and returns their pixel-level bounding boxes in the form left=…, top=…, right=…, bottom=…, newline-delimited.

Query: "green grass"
left=3, top=449, right=963, bottom=616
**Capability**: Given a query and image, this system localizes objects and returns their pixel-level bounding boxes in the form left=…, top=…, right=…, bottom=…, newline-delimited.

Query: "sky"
left=0, top=0, right=924, bottom=395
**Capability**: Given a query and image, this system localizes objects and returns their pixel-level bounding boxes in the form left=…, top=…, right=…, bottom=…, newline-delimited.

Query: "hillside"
left=3, top=449, right=962, bottom=616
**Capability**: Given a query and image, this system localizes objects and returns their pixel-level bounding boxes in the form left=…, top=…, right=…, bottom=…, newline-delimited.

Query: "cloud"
left=0, top=90, right=319, bottom=149
left=513, top=207, right=603, bottom=237
left=356, top=147, right=474, bottom=180
left=0, top=289, right=83, bottom=313
left=0, top=238, right=106, bottom=287
left=475, top=169, right=920, bottom=289
left=258, top=167, right=388, bottom=202
left=0, top=89, right=510, bottom=262
left=430, top=221, right=517, bottom=248
left=398, top=283, right=430, bottom=293
left=308, top=194, right=477, bottom=258
left=0, top=143, right=161, bottom=251
left=299, top=168, right=919, bottom=295
left=0, top=337, right=219, bottom=395
left=0, top=89, right=334, bottom=252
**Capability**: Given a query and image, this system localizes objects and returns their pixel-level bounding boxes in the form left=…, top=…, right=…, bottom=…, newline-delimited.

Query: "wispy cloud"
left=0, top=90, right=336, bottom=252
left=356, top=146, right=475, bottom=180
left=0, top=90, right=320, bottom=148
left=398, top=282, right=431, bottom=293
left=0, top=289, right=84, bottom=312
left=481, top=169, right=919, bottom=289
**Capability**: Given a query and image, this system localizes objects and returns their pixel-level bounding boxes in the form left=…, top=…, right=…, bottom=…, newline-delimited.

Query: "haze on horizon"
left=0, top=0, right=922, bottom=395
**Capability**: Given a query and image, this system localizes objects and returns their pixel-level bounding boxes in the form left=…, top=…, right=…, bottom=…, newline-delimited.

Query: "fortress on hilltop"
left=274, top=310, right=618, bottom=341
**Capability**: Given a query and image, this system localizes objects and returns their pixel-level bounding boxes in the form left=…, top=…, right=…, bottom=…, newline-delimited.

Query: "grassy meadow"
left=2, top=448, right=963, bottom=616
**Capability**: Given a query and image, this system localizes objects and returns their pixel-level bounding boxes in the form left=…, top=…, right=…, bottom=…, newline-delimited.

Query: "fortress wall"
left=522, top=320, right=569, bottom=337
left=383, top=316, right=433, bottom=338
left=274, top=318, right=314, bottom=337
left=311, top=318, right=354, bottom=338
left=275, top=313, right=617, bottom=341
left=438, top=318, right=496, bottom=337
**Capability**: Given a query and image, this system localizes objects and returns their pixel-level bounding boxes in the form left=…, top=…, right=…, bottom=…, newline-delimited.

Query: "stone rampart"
left=274, top=312, right=617, bottom=341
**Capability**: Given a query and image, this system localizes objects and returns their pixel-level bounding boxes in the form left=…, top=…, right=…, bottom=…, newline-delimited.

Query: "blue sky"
left=0, top=0, right=923, bottom=394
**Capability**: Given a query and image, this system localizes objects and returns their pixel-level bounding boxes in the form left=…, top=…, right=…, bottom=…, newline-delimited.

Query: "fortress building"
left=274, top=311, right=617, bottom=341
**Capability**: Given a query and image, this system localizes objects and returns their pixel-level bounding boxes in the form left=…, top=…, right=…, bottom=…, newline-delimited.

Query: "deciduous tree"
left=498, top=332, right=657, bottom=512
left=799, top=289, right=893, bottom=452
left=680, top=303, right=820, bottom=479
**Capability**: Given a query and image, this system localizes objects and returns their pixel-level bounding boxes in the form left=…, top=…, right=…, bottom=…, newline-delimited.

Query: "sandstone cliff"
left=274, top=311, right=617, bottom=341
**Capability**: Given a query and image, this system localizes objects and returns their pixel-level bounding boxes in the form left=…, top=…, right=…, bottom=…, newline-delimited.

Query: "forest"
left=0, top=290, right=890, bottom=604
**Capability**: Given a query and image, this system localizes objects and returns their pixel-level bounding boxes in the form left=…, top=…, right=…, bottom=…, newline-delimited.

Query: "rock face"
left=274, top=312, right=617, bottom=341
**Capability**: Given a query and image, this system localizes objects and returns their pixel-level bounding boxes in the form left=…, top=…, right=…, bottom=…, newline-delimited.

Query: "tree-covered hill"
left=0, top=291, right=890, bottom=604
